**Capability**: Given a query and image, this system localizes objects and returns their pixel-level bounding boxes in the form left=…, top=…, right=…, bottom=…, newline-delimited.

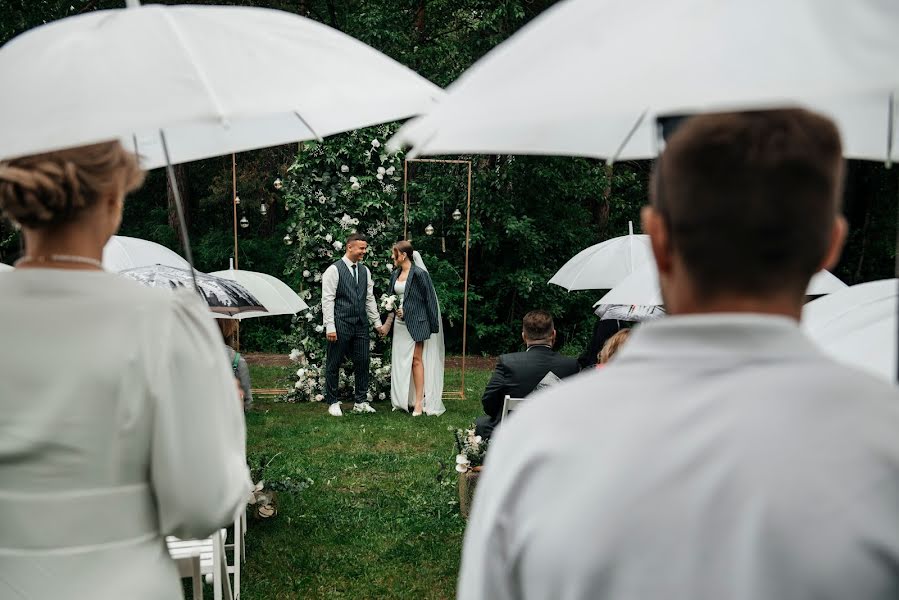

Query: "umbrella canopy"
left=389, top=0, right=899, bottom=162
left=0, top=4, right=443, bottom=166
left=0, top=263, right=13, bottom=272
left=549, top=223, right=653, bottom=291
left=594, top=303, right=666, bottom=322
left=102, top=235, right=190, bottom=272
left=120, top=265, right=266, bottom=315
left=209, top=268, right=308, bottom=321
left=599, top=263, right=847, bottom=306
left=802, top=279, right=897, bottom=382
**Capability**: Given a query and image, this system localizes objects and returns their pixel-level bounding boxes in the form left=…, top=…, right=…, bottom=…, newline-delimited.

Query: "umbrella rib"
left=159, top=8, right=230, bottom=126
left=609, top=109, right=648, bottom=165
left=293, top=111, right=323, bottom=143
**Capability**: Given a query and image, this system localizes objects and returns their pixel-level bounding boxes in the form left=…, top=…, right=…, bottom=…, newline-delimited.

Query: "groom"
left=321, top=233, right=386, bottom=416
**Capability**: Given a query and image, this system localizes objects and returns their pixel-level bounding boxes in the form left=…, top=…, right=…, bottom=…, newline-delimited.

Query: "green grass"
left=240, top=365, right=491, bottom=600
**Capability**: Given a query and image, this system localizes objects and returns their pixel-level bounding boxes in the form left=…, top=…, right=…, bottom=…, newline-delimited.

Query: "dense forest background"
left=2, top=0, right=896, bottom=354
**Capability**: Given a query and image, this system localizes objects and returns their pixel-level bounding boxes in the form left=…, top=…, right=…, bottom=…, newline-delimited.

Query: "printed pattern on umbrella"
left=594, top=304, right=666, bottom=322
left=120, top=265, right=268, bottom=315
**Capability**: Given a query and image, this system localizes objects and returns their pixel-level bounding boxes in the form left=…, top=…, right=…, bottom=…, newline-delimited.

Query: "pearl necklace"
left=14, top=254, right=104, bottom=270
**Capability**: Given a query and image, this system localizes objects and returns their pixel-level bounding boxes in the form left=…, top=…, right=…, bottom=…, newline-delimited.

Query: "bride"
left=385, top=241, right=445, bottom=416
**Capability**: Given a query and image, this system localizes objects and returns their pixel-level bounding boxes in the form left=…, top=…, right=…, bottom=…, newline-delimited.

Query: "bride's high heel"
left=412, top=394, right=424, bottom=416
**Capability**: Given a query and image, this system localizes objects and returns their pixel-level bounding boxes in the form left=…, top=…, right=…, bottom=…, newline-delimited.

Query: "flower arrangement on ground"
left=454, top=425, right=489, bottom=473
left=247, top=452, right=313, bottom=519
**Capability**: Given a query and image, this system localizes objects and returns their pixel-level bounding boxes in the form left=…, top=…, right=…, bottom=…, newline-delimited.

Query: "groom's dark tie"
left=351, top=263, right=358, bottom=286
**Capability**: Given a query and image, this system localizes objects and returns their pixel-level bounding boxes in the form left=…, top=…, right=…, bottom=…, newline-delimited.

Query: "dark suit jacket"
left=577, top=318, right=624, bottom=369
left=389, top=264, right=440, bottom=342
left=481, top=346, right=580, bottom=427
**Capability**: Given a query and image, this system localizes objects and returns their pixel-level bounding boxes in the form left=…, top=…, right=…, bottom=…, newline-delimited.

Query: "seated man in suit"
left=475, top=310, right=580, bottom=439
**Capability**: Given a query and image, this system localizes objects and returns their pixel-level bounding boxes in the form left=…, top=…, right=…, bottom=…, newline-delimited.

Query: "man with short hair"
left=475, top=310, right=579, bottom=439
left=458, top=110, right=899, bottom=599
left=321, top=233, right=386, bottom=416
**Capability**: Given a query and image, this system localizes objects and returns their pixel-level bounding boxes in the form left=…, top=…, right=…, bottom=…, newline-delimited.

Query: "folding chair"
left=167, top=518, right=240, bottom=600
left=501, top=395, right=525, bottom=421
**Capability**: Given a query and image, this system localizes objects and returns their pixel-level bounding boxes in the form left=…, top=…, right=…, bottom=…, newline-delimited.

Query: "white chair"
left=167, top=512, right=245, bottom=600
left=501, top=395, right=525, bottom=421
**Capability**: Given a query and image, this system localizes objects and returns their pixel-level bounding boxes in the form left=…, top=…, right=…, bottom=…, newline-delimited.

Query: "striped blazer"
left=389, top=264, right=440, bottom=342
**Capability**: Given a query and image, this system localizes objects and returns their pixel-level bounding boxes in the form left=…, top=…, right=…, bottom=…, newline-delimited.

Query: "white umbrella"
left=0, top=263, right=13, bottom=272
left=101, top=235, right=190, bottom=272
left=0, top=4, right=443, bottom=167
left=594, top=303, right=666, bottom=322
left=548, top=222, right=654, bottom=291
left=209, top=266, right=308, bottom=321
left=802, top=279, right=897, bottom=382
left=389, top=0, right=899, bottom=163
left=599, top=263, right=847, bottom=306
left=120, top=264, right=266, bottom=315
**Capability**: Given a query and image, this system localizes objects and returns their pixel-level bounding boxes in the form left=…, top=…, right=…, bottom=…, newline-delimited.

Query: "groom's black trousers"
left=324, top=322, right=370, bottom=405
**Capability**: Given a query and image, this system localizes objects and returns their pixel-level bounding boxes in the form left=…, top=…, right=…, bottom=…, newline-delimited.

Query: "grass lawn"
left=239, top=363, right=492, bottom=600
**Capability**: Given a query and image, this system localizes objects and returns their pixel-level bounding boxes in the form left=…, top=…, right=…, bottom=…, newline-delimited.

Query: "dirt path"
left=243, top=352, right=497, bottom=370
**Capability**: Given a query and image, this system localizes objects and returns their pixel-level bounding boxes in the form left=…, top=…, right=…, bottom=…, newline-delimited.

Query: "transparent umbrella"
left=210, top=266, right=308, bottom=321
left=549, top=222, right=653, bottom=291
left=101, top=235, right=190, bottom=272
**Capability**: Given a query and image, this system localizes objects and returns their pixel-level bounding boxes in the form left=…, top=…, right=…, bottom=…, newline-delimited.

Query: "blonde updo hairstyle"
left=0, top=141, right=144, bottom=229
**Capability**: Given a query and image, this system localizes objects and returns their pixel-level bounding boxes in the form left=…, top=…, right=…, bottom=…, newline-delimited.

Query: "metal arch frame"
left=403, top=158, right=473, bottom=399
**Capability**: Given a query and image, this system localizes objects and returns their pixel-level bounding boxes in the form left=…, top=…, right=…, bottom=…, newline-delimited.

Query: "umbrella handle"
left=159, top=129, right=201, bottom=297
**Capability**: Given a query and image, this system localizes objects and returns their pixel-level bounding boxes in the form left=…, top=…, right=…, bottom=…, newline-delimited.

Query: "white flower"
left=456, top=454, right=469, bottom=465
left=379, top=392, right=386, bottom=400
left=303, top=270, right=311, bottom=278
left=377, top=167, right=386, bottom=175
left=349, top=176, right=358, bottom=183
left=376, top=173, right=383, bottom=180
left=294, top=380, right=303, bottom=389
left=315, top=394, right=325, bottom=402
left=373, top=261, right=379, bottom=267
left=455, top=464, right=469, bottom=473
left=310, top=353, right=316, bottom=360
left=351, top=218, right=359, bottom=225
left=315, top=325, right=324, bottom=333
left=351, top=182, right=361, bottom=191
left=314, top=272, right=322, bottom=282
left=369, top=341, right=375, bottom=350
left=371, top=139, right=381, bottom=148
left=296, top=368, right=306, bottom=378
left=341, top=213, right=352, bottom=223
left=306, top=312, right=314, bottom=321
left=385, top=166, right=395, bottom=176
left=333, top=240, right=343, bottom=251
left=289, top=349, right=300, bottom=361
left=319, top=196, right=326, bottom=204
left=473, top=436, right=483, bottom=444
left=341, top=165, right=349, bottom=173
left=384, top=184, right=396, bottom=194
left=325, top=233, right=333, bottom=243
left=367, top=393, right=373, bottom=401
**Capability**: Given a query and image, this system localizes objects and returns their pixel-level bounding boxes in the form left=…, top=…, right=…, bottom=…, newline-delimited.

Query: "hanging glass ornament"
left=260, top=203, right=268, bottom=216
left=234, top=195, right=241, bottom=205
left=283, top=233, right=292, bottom=245
left=273, top=178, right=283, bottom=190
left=424, top=223, right=435, bottom=236
left=452, top=208, right=462, bottom=221
left=240, top=216, right=249, bottom=229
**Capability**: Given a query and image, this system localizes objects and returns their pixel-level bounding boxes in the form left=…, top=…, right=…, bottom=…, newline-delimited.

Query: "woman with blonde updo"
left=0, top=141, right=251, bottom=599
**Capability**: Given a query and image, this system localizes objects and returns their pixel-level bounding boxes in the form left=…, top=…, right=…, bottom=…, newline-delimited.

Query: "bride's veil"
left=412, top=250, right=445, bottom=411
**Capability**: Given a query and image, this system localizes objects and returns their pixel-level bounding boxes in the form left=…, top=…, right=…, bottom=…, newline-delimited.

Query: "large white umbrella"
left=0, top=4, right=443, bottom=167
left=802, top=279, right=897, bottom=382
left=389, top=0, right=899, bottom=163
left=101, top=235, right=190, bottom=272
left=549, top=222, right=654, bottom=291
left=209, top=267, right=308, bottom=321
left=0, top=263, right=13, bottom=272
left=599, top=263, right=847, bottom=306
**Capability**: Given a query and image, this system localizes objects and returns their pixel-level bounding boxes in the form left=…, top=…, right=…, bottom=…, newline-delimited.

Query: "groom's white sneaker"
left=328, top=403, right=343, bottom=417
left=353, top=402, right=377, bottom=414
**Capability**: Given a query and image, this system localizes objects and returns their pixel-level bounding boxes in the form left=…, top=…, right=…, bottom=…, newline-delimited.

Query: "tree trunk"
left=166, top=164, right=190, bottom=250
left=594, top=162, right=612, bottom=236
left=854, top=194, right=872, bottom=283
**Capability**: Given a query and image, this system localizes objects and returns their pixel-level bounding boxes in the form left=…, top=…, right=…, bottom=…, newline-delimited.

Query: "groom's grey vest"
left=333, top=260, right=368, bottom=332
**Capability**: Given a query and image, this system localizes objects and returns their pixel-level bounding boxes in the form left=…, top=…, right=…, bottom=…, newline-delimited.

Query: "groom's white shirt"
left=459, top=314, right=899, bottom=600
left=321, top=256, right=381, bottom=334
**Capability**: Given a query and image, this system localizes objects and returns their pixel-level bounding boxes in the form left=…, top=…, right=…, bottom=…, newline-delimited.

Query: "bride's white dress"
left=390, top=253, right=446, bottom=416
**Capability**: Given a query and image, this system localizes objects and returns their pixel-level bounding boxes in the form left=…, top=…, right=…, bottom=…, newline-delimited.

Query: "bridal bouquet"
left=380, top=293, right=398, bottom=312
left=454, top=426, right=489, bottom=473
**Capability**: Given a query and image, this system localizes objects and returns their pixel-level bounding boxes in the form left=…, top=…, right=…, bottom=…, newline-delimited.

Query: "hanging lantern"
left=452, top=208, right=462, bottom=221
left=273, top=178, right=283, bottom=190
left=425, top=223, right=435, bottom=236
left=240, top=216, right=249, bottom=229
left=283, top=233, right=292, bottom=245
left=260, top=203, right=268, bottom=216
left=234, top=195, right=241, bottom=205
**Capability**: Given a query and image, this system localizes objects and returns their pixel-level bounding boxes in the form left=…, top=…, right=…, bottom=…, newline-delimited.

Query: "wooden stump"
left=458, top=467, right=482, bottom=519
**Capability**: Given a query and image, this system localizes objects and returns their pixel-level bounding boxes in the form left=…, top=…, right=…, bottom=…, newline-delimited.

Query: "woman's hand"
left=397, top=306, right=404, bottom=319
